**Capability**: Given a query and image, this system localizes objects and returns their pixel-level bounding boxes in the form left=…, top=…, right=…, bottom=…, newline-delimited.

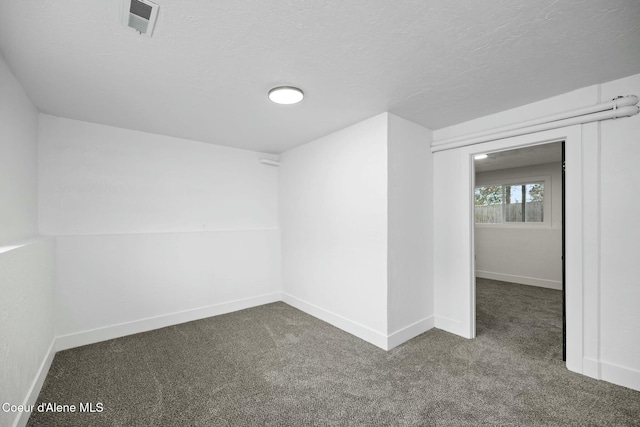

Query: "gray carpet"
left=28, top=279, right=640, bottom=426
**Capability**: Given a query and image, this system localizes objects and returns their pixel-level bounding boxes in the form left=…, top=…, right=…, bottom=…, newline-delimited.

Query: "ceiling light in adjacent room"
left=268, top=86, right=304, bottom=105
left=474, top=154, right=488, bottom=160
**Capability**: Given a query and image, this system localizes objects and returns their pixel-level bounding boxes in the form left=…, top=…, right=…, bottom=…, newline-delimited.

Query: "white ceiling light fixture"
left=268, top=86, right=304, bottom=105
left=474, top=154, right=488, bottom=160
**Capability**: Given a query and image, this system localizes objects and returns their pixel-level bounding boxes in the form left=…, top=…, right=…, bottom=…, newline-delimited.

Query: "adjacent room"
left=473, top=143, right=564, bottom=360
left=1, top=1, right=639, bottom=426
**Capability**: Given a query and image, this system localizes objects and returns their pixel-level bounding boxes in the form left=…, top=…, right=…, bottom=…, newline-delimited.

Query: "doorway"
left=433, top=124, right=590, bottom=374
left=472, top=141, right=565, bottom=360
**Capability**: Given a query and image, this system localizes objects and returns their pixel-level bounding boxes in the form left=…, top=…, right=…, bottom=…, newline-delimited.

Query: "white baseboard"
left=55, top=292, right=281, bottom=351
left=13, top=339, right=56, bottom=427
left=575, top=357, right=640, bottom=392
left=435, top=315, right=470, bottom=338
left=281, top=293, right=388, bottom=350
left=476, top=270, right=562, bottom=290
left=582, top=357, right=601, bottom=379
left=387, top=316, right=435, bottom=350
left=600, top=360, right=640, bottom=392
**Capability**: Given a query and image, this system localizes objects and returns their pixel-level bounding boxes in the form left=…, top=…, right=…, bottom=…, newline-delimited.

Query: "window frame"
left=474, top=174, right=551, bottom=228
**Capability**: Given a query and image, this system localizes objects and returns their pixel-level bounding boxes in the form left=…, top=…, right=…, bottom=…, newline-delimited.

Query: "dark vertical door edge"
left=562, top=141, right=567, bottom=362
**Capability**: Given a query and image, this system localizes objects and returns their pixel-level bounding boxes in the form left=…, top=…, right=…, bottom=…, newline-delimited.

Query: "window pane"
left=476, top=181, right=544, bottom=224
left=504, top=182, right=544, bottom=223
left=504, top=185, right=523, bottom=222
left=525, top=183, right=544, bottom=222
left=475, top=185, right=502, bottom=223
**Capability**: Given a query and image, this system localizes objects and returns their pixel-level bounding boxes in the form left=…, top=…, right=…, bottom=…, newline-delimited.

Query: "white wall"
left=599, top=73, right=640, bottom=386
left=0, top=54, right=55, bottom=427
left=0, top=240, right=55, bottom=427
left=280, top=113, right=389, bottom=347
left=387, top=114, right=434, bottom=341
left=0, top=54, right=38, bottom=244
left=433, top=147, right=472, bottom=337
left=38, top=115, right=281, bottom=348
left=475, top=162, right=563, bottom=289
left=54, top=231, right=280, bottom=349
left=432, top=73, right=640, bottom=391
left=280, top=113, right=434, bottom=350
left=38, top=115, right=278, bottom=235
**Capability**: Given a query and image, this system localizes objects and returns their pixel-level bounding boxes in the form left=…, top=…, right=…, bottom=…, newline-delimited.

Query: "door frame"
left=463, top=124, right=593, bottom=374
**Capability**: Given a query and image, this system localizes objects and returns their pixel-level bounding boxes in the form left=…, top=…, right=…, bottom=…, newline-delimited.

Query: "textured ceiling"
left=0, top=1, right=639, bottom=153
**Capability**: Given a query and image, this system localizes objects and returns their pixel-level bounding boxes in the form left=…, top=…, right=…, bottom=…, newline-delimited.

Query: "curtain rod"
left=431, top=95, right=639, bottom=153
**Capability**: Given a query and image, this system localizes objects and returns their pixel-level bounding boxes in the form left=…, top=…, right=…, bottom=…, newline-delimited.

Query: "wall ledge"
left=41, top=227, right=279, bottom=239
left=0, top=236, right=53, bottom=255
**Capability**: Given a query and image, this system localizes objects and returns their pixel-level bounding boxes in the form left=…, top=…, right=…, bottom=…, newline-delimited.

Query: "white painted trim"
left=13, top=339, right=56, bottom=427
left=563, top=125, right=585, bottom=374
left=463, top=126, right=584, bottom=372
left=45, top=227, right=280, bottom=238
left=581, top=120, right=602, bottom=379
left=583, top=357, right=601, bottom=380
left=435, top=315, right=470, bottom=338
left=55, top=292, right=281, bottom=351
left=281, top=293, right=388, bottom=350
left=468, top=153, right=477, bottom=339
left=387, top=316, right=435, bottom=350
left=431, top=95, right=639, bottom=152
left=475, top=270, right=562, bottom=290
left=600, top=361, right=640, bottom=391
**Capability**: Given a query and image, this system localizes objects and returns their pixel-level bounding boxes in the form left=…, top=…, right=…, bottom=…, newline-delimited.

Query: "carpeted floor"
left=28, top=279, right=640, bottom=426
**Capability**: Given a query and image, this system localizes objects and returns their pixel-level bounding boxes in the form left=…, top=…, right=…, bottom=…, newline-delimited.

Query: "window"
left=475, top=182, right=544, bottom=224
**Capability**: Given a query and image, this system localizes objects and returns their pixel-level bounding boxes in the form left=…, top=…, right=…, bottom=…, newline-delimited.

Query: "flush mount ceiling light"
left=474, top=154, right=488, bottom=160
left=268, top=86, right=304, bottom=105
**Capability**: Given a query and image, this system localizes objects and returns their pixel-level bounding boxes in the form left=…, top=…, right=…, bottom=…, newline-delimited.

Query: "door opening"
left=472, top=141, right=565, bottom=360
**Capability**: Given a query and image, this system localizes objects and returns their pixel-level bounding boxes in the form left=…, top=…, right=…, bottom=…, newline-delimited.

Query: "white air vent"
left=122, top=0, right=159, bottom=37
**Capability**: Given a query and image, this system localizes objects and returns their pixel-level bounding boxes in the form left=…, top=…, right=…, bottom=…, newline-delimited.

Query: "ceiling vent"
left=122, top=0, right=159, bottom=37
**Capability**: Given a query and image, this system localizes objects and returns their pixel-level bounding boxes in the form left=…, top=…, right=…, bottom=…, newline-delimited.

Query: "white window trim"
left=474, top=174, right=552, bottom=228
